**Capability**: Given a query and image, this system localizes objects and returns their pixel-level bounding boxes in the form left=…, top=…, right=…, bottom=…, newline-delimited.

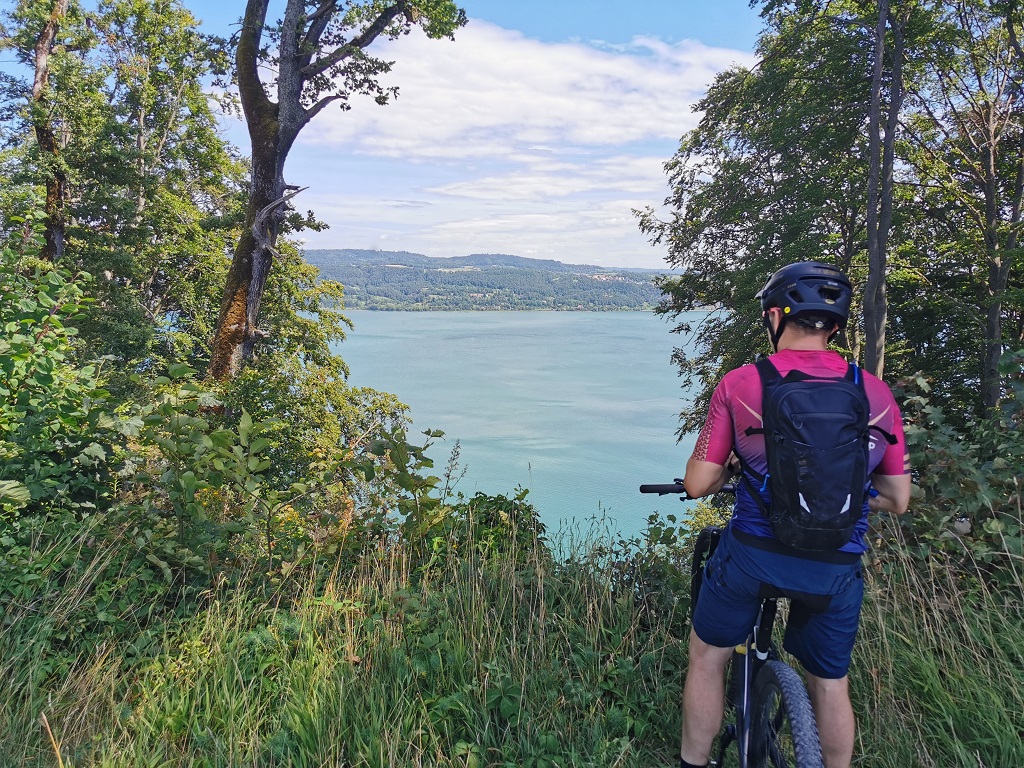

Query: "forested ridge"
left=306, top=249, right=667, bottom=310
left=0, top=1, right=1022, bottom=766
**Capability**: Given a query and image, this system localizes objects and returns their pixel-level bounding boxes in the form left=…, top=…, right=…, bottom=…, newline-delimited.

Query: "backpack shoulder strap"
left=739, top=358, right=773, bottom=494
left=755, top=356, right=781, bottom=387
left=743, top=358, right=778, bottom=438
left=847, top=361, right=859, bottom=383
left=849, top=362, right=899, bottom=445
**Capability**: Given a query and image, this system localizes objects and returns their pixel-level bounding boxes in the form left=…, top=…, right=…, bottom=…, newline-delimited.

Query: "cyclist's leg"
left=782, top=565, right=863, bottom=768
left=685, top=527, right=761, bottom=765
left=681, top=631, right=733, bottom=765
left=803, top=672, right=854, bottom=768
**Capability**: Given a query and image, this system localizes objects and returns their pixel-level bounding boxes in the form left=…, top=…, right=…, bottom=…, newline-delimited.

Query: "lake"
left=332, top=311, right=703, bottom=536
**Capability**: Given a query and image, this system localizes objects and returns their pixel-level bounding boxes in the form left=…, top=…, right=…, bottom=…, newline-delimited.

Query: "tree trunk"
left=209, top=0, right=311, bottom=380
left=32, top=0, right=70, bottom=262
left=983, top=262, right=1011, bottom=409
left=979, top=130, right=1020, bottom=410
left=863, top=0, right=889, bottom=377
left=209, top=0, right=283, bottom=381
left=208, top=143, right=284, bottom=380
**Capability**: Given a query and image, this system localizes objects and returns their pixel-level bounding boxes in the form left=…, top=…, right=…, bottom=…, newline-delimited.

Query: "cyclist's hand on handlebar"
left=726, top=452, right=742, bottom=478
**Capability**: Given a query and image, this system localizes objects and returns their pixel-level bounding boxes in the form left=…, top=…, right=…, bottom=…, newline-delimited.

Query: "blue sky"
left=188, top=2, right=762, bottom=267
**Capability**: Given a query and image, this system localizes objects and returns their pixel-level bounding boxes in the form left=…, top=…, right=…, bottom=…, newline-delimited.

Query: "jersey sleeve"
left=873, top=418, right=909, bottom=475
left=690, top=377, right=735, bottom=467
left=867, top=379, right=910, bottom=476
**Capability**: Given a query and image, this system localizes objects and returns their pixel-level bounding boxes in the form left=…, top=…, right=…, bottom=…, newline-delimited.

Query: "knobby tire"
left=749, top=661, right=823, bottom=768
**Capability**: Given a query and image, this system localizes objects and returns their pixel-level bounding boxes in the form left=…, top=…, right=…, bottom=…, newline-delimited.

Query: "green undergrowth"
left=1, top=513, right=690, bottom=767
left=2, top=240, right=1021, bottom=765
left=852, top=519, right=1024, bottom=767
left=3, top=503, right=1021, bottom=767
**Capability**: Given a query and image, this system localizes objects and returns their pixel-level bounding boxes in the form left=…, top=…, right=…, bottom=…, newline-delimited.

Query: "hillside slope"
left=305, top=249, right=667, bottom=310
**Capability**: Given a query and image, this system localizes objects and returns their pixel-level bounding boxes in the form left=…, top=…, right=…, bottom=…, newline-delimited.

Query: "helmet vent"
left=818, top=285, right=842, bottom=305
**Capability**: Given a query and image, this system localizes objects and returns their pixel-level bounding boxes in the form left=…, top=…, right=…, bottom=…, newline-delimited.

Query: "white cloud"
left=425, top=154, right=664, bottom=201
left=302, top=20, right=752, bottom=158
left=289, top=19, right=754, bottom=267
left=417, top=198, right=664, bottom=266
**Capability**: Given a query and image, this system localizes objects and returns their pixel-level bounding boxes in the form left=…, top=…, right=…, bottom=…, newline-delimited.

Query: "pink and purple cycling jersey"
left=692, top=348, right=910, bottom=554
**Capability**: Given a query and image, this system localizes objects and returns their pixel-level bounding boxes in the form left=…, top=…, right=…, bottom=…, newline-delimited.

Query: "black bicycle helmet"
left=757, top=261, right=852, bottom=349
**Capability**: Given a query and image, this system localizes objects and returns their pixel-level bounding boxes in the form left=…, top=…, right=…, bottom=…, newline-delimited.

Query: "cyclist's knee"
left=803, top=672, right=853, bottom=728
left=804, top=671, right=849, bottom=699
left=687, top=628, right=733, bottom=672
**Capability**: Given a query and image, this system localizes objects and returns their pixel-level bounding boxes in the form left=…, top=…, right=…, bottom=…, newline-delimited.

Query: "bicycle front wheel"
left=749, top=660, right=823, bottom=768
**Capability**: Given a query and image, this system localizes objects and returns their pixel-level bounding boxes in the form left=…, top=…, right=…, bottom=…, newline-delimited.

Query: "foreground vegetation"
left=1, top=210, right=1021, bottom=766
left=3, top=489, right=1022, bottom=767
left=3, top=228, right=1020, bottom=766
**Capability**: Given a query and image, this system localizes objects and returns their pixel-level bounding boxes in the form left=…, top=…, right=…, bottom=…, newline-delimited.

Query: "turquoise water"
left=332, top=311, right=702, bottom=535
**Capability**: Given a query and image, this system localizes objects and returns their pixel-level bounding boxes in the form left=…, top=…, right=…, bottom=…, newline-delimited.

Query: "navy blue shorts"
left=691, top=525, right=864, bottom=679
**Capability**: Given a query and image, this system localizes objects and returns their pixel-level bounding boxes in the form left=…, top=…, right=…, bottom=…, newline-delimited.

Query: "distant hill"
left=304, top=249, right=670, bottom=311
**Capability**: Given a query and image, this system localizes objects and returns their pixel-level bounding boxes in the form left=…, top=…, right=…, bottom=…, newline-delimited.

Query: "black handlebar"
left=638, top=479, right=736, bottom=499
left=638, top=478, right=688, bottom=497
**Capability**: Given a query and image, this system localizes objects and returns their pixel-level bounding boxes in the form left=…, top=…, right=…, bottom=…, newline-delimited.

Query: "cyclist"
left=678, top=262, right=911, bottom=768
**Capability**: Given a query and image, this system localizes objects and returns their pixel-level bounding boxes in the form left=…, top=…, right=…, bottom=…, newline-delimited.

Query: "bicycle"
left=640, top=479, right=824, bottom=768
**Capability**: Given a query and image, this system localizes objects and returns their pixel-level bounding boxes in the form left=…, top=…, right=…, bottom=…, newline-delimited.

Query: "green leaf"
left=77, top=442, right=108, bottom=466
left=247, top=457, right=271, bottom=473
left=238, top=410, right=253, bottom=447
left=167, top=363, right=196, bottom=380
left=146, top=553, right=174, bottom=584
left=0, top=480, right=31, bottom=507
left=249, top=436, right=271, bottom=454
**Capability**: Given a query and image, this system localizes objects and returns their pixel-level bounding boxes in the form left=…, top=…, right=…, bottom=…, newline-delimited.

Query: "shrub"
left=894, top=359, right=1024, bottom=590
left=0, top=227, right=124, bottom=519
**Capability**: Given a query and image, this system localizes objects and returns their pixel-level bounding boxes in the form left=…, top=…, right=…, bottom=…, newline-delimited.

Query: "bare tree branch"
left=301, top=2, right=407, bottom=80
left=250, top=185, right=308, bottom=260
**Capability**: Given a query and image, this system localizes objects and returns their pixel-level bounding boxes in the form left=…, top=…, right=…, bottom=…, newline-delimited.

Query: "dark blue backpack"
left=739, top=358, right=895, bottom=551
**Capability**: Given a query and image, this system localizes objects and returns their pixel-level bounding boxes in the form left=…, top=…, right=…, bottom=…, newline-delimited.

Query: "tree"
left=900, top=0, right=1024, bottom=410
left=70, top=0, right=248, bottom=376
left=638, top=2, right=880, bottom=431
left=210, top=0, right=467, bottom=380
left=863, top=0, right=910, bottom=377
left=1, top=0, right=96, bottom=261
left=637, top=0, right=964, bottom=426
left=1, top=0, right=244, bottom=380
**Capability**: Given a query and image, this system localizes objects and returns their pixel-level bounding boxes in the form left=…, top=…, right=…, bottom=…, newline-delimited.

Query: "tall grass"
left=2, top=524, right=688, bottom=767
left=3, top=516, right=1021, bottom=767
left=0, top=514, right=134, bottom=766
left=852, top=537, right=1024, bottom=767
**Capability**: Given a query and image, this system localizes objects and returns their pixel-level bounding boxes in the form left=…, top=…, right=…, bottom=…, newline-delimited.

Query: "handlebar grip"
left=638, top=481, right=737, bottom=498
left=639, top=482, right=689, bottom=497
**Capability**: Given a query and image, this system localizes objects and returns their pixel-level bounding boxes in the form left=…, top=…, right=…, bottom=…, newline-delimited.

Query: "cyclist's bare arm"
left=868, top=472, right=911, bottom=515
left=684, top=456, right=737, bottom=498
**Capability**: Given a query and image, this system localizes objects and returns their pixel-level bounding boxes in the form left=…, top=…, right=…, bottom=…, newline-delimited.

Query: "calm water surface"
left=332, top=311, right=702, bottom=536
